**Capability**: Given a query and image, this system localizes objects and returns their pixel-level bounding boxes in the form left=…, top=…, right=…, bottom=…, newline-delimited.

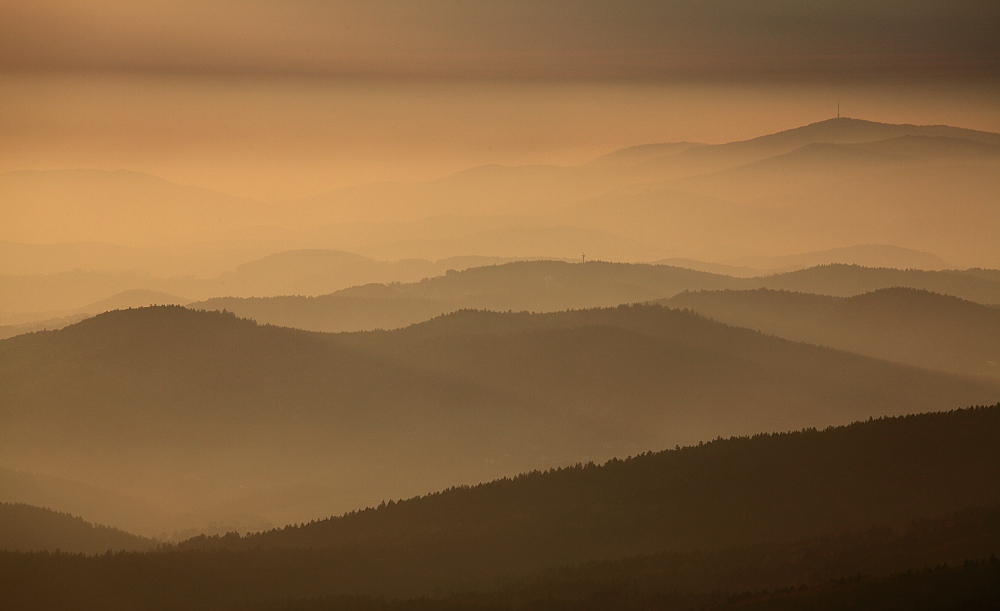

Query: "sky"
left=1, top=1, right=998, bottom=199
left=4, top=1, right=998, bottom=79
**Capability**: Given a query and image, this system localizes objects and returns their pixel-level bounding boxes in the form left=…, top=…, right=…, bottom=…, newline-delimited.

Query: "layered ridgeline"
left=296, top=119, right=1000, bottom=267
left=3, top=118, right=999, bottom=316
left=2, top=407, right=999, bottom=609
left=2, top=305, right=998, bottom=534
left=189, top=261, right=1000, bottom=333
left=0, top=503, right=155, bottom=554
left=664, top=287, right=1000, bottom=379
left=554, top=121, right=1000, bottom=267
left=0, top=249, right=516, bottom=324
left=0, top=243, right=967, bottom=328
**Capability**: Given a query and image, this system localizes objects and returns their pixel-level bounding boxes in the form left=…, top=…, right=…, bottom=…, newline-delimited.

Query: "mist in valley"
left=2, top=2, right=999, bottom=609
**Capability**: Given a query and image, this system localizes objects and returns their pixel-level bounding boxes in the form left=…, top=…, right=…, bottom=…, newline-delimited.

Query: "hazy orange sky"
left=4, top=1, right=997, bottom=79
left=2, top=1, right=998, bottom=199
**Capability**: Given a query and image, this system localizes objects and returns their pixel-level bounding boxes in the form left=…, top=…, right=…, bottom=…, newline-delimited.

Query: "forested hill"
left=6, top=504, right=999, bottom=610
left=0, top=503, right=155, bottom=554
left=182, top=406, right=1000, bottom=578
left=663, top=287, right=1000, bottom=378
left=5, top=305, right=997, bottom=533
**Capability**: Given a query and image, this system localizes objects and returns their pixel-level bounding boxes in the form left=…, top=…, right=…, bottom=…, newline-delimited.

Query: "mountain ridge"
left=187, top=261, right=1000, bottom=333
left=4, top=304, right=998, bottom=532
left=663, top=287, right=1000, bottom=378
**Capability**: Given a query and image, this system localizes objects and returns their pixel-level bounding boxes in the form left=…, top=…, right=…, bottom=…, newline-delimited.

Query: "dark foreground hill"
left=2, top=305, right=998, bottom=533
left=664, top=287, right=1000, bottom=378
left=5, top=509, right=999, bottom=611
left=0, top=503, right=155, bottom=554
left=189, top=261, right=1000, bottom=333
left=182, top=406, right=1000, bottom=561
left=3, top=407, right=1000, bottom=609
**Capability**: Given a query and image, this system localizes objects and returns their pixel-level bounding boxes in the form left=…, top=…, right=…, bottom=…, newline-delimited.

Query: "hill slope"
left=664, top=287, right=1000, bottom=378
left=181, top=406, right=1000, bottom=589
left=2, top=407, right=999, bottom=608
left=0, top=503, right=154, bottom=554
left=3, top=305, right=998, bottom=534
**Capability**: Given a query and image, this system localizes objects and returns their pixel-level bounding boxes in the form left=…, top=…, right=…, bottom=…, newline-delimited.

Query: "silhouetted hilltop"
left=681, top=118, right=1000, bottom=169
left=189, top=261, right=1000, bottom=333
left=616, top=118, right=997, bottom=185
left=78, top=288, right=190, bottom=312
left=190, top=260, right=740, bottom=331
left=0, top=503, right=154, bottom=554
left=3, top=305, right=997, bottom=532
left=664, top=287, right=1000, bottom=378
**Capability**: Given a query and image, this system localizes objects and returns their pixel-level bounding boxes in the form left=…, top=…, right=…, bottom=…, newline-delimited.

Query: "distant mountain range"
left=0, top=251, right=521, bottom=322
left=187, top=261, right=1000, bottom=333
left=4, top=242, right=975, bottom=328
left=3, top=118, right=999, bottom=275
left=2, top=305, right=997, bottom=533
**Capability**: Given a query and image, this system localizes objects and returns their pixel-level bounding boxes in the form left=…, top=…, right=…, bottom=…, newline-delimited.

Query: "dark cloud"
left=1, top=1, right=997, bottom=80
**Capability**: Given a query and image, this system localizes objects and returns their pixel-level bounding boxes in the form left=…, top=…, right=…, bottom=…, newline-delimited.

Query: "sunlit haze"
left=2, top=2, right=1000, bottom=609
